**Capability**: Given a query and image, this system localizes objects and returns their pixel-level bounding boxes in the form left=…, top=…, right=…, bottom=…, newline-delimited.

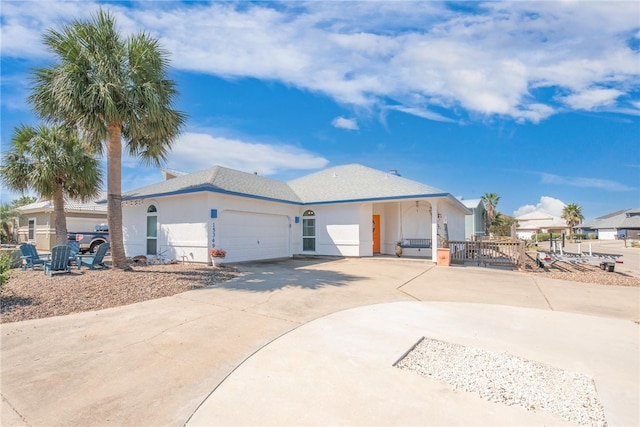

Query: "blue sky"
left=1, top=1, right=639, bottom=220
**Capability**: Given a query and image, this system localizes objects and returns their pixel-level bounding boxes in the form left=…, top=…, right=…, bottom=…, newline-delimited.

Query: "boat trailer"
left=536, top=243, right=623, bottom=272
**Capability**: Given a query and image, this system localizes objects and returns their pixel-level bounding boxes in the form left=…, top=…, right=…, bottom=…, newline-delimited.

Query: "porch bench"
left=399, top=238, right=432, bottom=249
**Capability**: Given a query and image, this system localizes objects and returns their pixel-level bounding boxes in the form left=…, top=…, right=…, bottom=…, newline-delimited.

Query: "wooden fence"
left=447, top=240, right=525, bottom=269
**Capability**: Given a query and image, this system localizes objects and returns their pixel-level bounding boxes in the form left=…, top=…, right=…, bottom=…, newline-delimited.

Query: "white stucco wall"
left=123, top=192, right=299, bottom=263
left=306, top=203, right=363, bottom=257
left=122, top=192, right=470, bottom=264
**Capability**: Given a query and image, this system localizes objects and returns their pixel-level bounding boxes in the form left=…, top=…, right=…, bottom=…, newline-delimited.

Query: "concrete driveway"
left=1, top=257, right=639, bottom=426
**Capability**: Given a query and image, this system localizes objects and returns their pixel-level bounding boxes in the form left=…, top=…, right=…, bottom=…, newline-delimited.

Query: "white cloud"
left=540, top=173, right=635, bottom=192
left=331, top=116, right=359, bottom=130
left=2, top=1, right=639, bottom=122
left=126, top=131, right=329, bottom=176
left=562, top=88, right=624, bottom=110
left=386, top=106, right=456, bottom=123
left=514, top=196, right=566, bottom=217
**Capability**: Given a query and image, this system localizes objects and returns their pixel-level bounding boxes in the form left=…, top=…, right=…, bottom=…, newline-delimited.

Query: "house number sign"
left=211, top=222, right=216, bottom=248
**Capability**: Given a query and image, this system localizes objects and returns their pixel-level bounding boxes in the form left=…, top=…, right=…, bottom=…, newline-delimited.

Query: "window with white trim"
left=28, top=218, right=36, bottom=241
left=302, top=209, right=316, bottom=251
left=146, top=205, right=158, bottom=255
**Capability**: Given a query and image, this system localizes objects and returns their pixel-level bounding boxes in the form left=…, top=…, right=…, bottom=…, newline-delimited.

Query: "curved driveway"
left=2, top=257, right=639, bottom=426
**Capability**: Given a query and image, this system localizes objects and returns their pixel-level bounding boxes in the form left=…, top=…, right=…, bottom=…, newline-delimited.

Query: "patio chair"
left=79, top=243, right=110, bottom=270
left=67, top=240, right=80, bottom=269
left=44, top=245, right=72, bottom=277
left=19, top=243, right=47, bottom=270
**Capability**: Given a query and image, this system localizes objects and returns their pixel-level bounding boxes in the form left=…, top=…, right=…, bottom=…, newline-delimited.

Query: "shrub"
left=0, top=253, right=11, bottom=294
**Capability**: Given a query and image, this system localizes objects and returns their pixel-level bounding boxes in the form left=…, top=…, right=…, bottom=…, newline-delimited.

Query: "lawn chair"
left=67, top=240, right=80, bottom=269
left=19, top=243, right=47, bottom=270
left=79, top=243, right=110, bottom=270
left=44, top=245, right=72, bottom=277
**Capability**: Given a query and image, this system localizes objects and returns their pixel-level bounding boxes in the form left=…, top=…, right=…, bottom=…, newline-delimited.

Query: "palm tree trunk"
left=106, top=122, right=127, bottom=269
left=52, top=184, right=68, bottom=246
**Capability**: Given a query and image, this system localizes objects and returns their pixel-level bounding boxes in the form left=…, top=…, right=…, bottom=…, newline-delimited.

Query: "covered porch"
left=371, top=197, right=466, bottom=262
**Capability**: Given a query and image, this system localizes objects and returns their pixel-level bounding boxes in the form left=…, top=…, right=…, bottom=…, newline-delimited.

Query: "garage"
left=219, top=211, right=290, bottom=262
left=597, top=229, right=617, bottom=240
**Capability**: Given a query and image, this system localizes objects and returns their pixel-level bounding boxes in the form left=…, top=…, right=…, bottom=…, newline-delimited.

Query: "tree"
left=561, top=203, right=584, bottom=235
left=481, top=192, right=501, bottom=236
left=0, top=197, right=36, bottom=243
left=12, top=196, right=37, bottom=208
left=0, top=203, right=21, bottom=243
left=490, top=213, right=518, bottom=237
left=29, top=9, right=185, bottom=268
left=0, top=124, right=102, bottom=246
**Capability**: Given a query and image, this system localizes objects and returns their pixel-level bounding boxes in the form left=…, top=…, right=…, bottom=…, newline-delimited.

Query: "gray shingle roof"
left=123, top=166, right=301, bottom=204
left=288, top=164, right=446, bottom=203
left=582, top=208, right=640, bottom=229
left=18, top=193, right=107, bottom=213
left=123, top=164, right=466, bottom=210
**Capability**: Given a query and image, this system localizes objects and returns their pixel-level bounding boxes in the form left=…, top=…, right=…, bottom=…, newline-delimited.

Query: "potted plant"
left=437, top=234, right=451, bottom=266
left=210, top=248, right=226, bottom=267
left=395, top=241, right=403, bottom=257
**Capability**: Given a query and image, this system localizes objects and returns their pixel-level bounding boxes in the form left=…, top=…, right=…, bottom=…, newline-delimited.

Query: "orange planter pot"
left=437, top=248, right=451, bottom=266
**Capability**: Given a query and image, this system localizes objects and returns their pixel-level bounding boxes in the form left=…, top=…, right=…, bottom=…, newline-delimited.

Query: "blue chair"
left=67, top=241, right=80, bottom=269
left=44, top=245, right=72, bottom=277
left=19, top=243, right=46, bottom=270
left=79, top=243, right=110, bottom=270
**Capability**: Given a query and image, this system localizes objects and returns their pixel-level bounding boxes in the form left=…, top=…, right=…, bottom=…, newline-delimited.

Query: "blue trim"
left=304, top=193, right=451, bottom=205
left=122, top=185, right=303, bottom=205
left=122, top=187, right=461, bottom=208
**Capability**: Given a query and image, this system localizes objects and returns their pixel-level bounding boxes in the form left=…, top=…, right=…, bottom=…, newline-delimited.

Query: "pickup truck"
left=67, top=224, right=110, bottom=254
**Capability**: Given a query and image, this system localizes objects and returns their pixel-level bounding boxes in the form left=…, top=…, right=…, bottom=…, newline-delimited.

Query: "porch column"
left=431, top=200, right=438, bottom=262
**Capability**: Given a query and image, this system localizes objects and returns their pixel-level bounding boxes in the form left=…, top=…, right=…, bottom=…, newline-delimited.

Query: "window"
left=146, top=205, right=158, bottom=255
left=302, top=210, right=315, bottom=251
left=28, top=219, right=36, bottom=241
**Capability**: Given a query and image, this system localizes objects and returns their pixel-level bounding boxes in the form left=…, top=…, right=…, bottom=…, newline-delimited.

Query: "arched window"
left=146, top=205, right=158, bottom=255
left=302, top=210, right=315, bottom=251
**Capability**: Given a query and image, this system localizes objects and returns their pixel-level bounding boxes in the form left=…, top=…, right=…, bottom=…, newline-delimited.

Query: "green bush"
left=533, top=233, right=562, bottom=242
left=0, top=252, right=11, bottom=293
left=569, top=234, right=586, bottom=240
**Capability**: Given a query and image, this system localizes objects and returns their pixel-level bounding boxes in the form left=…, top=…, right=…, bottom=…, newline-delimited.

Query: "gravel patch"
left=396, top=337, right=607, bottom=426
left=1, top=263, right=240, bottom=324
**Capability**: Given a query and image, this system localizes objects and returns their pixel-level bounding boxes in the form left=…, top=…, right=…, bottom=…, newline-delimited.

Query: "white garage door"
left=598, top=229, right=617, bottom=240
left=219, top=211, right=290, bottom=262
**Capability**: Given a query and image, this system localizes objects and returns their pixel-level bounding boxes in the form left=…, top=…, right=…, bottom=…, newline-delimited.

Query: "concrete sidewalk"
left=1, top=258, right=638, bottom=426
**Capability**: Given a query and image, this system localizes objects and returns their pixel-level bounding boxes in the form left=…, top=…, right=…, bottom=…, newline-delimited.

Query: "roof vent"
left=388, top=169, right=400, bottom=176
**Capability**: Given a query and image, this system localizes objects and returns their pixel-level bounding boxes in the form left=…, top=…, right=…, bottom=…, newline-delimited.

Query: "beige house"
left=515, top=210, right=569, bottom=240
left=17, top=195, right=107, bottom=251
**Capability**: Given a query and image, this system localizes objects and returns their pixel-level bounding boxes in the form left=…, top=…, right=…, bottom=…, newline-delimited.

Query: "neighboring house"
left=458, top=198, right=486, bottom=240
left=515, top=210, right=570, bottom=240
left=17, top=195, right=108, bottom=251
left=121, top=164, right=471, bottom=264
left=580, top=208, right=640, bottom=240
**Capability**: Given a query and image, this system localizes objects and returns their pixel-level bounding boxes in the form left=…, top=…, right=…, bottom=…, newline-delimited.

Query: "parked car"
left=67, top=224, right=109, bottom=254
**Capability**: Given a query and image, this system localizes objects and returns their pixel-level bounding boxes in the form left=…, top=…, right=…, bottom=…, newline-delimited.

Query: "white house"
left=121, top=164, right=471, bottom=264
left=515, top=210, right=570, bottom=240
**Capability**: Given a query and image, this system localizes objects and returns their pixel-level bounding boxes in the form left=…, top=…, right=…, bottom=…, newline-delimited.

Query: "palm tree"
left=561, top=203, right=584, bottom=235
left=29, top=9, right=185, bottom=269
left=481, top=192, right=501, bottom=236
left=0, top=124, right=102, bottom=246
left=0, top=203, right=21, bottom=243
